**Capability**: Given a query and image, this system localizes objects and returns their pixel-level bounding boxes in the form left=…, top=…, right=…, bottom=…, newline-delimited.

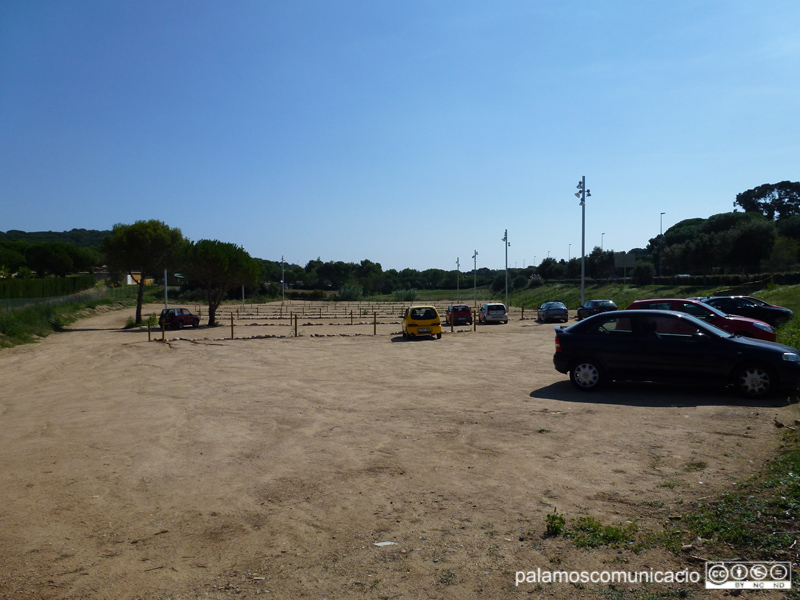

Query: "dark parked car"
left=702, top=296, right=793, bottom=327
left=445, top=304, right=473, bottom=326
left=576, top=300, right=617, bottom=320
left=553, top=309, right=800, bottom=397
left=626, top=298, right=776, bottom=342
left=159, top=307, right=200, bottom=329
left=537, top=301, right=569, bottom=323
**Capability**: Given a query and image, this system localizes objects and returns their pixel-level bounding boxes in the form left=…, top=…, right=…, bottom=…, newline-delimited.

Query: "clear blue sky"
left=2, top=1, right=798, bottom=271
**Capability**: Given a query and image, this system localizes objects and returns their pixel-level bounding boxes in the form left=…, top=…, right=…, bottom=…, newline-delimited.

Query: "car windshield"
left=672, top=312, right=732, bottom=338
left=694, top=302, right=727, bottom=318
left=596, top=301, right=615, bottom=308
left=411, top=308, right=437, bottom=320
left=487, top=305, right=505, bottom=312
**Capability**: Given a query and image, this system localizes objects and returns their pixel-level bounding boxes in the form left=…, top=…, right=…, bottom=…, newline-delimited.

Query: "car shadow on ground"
left=530, top=380, right=793, bottom=408
left=389, top=335, right=441, bottom=343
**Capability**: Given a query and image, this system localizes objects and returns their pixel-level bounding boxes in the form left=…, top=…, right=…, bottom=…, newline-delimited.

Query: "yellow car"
left=402, top=305, right=443, bottom=339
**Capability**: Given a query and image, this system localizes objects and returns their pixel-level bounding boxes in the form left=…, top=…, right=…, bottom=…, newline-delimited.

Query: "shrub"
left=336, top=284, right=363, bottom=301
left=393, top=288, right=418, bottom=302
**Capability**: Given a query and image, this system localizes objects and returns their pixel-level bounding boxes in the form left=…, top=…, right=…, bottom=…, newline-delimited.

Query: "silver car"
left=478, top=303, right=509, bottom=324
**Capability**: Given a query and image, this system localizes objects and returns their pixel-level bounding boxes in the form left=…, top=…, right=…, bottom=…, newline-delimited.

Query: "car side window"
left=641, top=316, right=700, bottom=338
left=584, top=315, right=633, bottom=335
left=679, top=303, right=709, bottom=319
left=645, top=302, right=671, bottom=311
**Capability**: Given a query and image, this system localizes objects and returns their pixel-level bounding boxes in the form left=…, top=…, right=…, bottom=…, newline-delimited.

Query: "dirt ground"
left=0, top=300, right=797, bottom=599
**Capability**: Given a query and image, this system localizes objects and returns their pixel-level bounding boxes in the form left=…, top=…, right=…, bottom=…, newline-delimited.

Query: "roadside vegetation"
left=543, top=428, right=800, bottom=597
left=0, top=285, right=156, bottom=348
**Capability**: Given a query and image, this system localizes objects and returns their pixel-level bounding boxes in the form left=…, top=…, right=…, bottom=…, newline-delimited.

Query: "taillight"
left=555, top=335, right=561, bottom=352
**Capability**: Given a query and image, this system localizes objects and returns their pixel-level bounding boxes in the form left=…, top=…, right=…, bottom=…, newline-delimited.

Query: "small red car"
left=158, top=307, right=200, bottom=329
left=445, top=304, right=473, bottom=326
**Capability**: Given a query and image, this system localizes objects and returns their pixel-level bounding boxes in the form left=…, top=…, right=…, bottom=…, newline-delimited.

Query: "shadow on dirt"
left=530, top=380, right=794, bottom=408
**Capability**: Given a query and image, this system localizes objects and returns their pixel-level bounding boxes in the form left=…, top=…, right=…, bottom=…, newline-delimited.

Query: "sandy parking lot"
left=0, top=301, right=796, bottom=599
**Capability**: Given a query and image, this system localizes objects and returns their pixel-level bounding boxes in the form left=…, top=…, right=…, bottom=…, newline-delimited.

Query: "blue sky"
left=2, top=1, right=798, bottom=271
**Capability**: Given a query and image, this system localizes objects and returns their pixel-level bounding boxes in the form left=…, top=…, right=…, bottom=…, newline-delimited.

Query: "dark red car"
left=445, top=304, right=473, bottom=326
left=158, top=307, right=200, bottom=329
left=625, top=298, right=775, bottom=341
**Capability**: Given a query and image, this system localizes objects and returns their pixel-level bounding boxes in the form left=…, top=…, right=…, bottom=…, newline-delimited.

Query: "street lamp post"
left=574, top=176, right=591, bottom=306
left=281, top=255, right=286, bottom=305
left=659, top=212, right=666, bottom=276
left=472, top=250, right=478, bottom=307
left=568, top=243, right=572, bottom=261
left=456, top=257, right=460, bottom=301
left=502, top=229, right=510, bottom=310
left=601, top=232, right=605, bottom=251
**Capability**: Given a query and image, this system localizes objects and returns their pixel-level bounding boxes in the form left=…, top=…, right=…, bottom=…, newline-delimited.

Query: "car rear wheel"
left=436, top=333, right=442, bottom=339
left=569, top=359, right=603, bottom=391
left=193, top=319, right=199, bottom=328
left=734, top=363, right=774, bottom=398
left=177, top=321, right=184, bottom=330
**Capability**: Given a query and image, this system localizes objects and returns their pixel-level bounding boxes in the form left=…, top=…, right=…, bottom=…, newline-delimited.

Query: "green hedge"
left=0, top=274, right=95, bottom=300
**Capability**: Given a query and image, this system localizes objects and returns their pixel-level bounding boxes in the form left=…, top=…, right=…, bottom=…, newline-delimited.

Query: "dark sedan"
left=576, top=299, right=617, bottom=320
left=537, top=301, right=569, bottom=323
left=552, top=309, right=800, bottom=398
left=703, top=296, right=794, bottom=327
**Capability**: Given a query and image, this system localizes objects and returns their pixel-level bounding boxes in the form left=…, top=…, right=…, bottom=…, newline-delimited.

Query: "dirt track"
left=0, top=301, right=796, bottom=599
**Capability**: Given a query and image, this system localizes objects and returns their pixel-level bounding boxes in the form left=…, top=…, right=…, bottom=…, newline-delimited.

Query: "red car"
left=158, top=307, right=200, bottom=329
left=445, top=304, right=473, bottom=326
left=625, top=299, right=776, bottom=341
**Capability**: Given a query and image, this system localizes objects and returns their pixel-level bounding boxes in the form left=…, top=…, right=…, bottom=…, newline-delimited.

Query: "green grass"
left=0, top=286, right=158, bottom=348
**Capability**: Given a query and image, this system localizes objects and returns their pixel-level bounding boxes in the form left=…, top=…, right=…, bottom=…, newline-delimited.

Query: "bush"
left=393, top=288, right=418, bottom=302
left=336, top=284, right=363, bottom=301
left=632, top=261, right=655, bottom=285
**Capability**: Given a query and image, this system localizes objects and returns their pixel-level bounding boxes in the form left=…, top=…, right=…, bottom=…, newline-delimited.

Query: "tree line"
left=3, top=180, right=799, bottom=308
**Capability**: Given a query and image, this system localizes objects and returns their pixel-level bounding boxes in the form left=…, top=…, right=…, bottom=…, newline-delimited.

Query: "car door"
left=634, top=314, right=729, bottom=383
left=576, top=313, right=638, bottom=378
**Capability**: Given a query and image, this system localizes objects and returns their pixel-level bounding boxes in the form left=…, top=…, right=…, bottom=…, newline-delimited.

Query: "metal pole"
left=472, top=250, right=478, bottom=308
left=456, top=257, right=460, bottom=302
left=580, top=176, right=586, bottom=306
left=660, top=212, right=665, bottom=277
left=281, top=256, right=285, bottom=305
left=164, top=268, right=168, bottom=309
left=503, top=229, right=509, bottom=310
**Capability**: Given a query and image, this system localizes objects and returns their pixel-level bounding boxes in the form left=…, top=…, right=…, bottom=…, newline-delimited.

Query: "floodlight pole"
left=281, top=255, right=285, bottom=305
left=164, top=268, right=168, bottom=309
left=660, top=212, right=665, bottom=276
left=502, top=229, right=509, bottom=310
left=456, top=257, right=460, bottom=301
left=575, top=176, right=590, bottom=306
left=472, top=250, right=478, bottom=307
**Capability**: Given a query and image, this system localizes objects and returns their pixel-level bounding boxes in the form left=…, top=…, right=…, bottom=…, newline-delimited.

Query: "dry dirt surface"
left=0, top=301, right=797, bottom=600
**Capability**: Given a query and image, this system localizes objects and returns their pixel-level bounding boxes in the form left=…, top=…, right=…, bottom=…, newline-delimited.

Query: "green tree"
left=735, top=181, right=800, bottom=220
left=777, top=214, right=800, bottom=241
left=101, top=220, right=185, bottom=324
left=631, top=261, right=654, bottom=285
left=181, top=240, right=261, bottom=326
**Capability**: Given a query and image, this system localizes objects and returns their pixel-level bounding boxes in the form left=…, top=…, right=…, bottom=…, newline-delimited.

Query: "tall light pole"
left=472, top=250, right=478, bottom=307
left=281, top=255, right=286, bottom=305
left=601, top=232, right=605, bottom=251
left=568, top=243, right=572, bottom=261
left=659, top=212, right=666, bottom=277
left=574, top=176, right=591, bottom=305
left=502, top=229, right=510, bottom=310
left=456, top=257, right=460, bottom=301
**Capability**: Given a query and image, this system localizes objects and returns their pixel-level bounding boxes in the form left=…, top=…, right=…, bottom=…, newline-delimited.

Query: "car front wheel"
left=734, top=363, right=774, bottom=397
left=569, top=359, right=603, bottom=391
left=177, top=321, right=184, bottom=330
